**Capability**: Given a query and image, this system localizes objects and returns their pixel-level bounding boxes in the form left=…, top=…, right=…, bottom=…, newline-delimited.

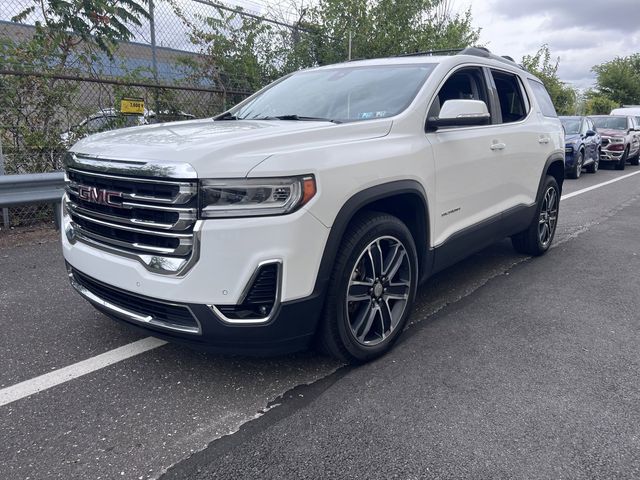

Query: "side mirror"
left=427, top=99, right=490, bottom=131
left=585, top=130, right=596, bottom=137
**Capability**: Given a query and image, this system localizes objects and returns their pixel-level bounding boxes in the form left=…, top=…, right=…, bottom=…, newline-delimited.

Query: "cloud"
left=489, top=0, right=640, bottom=33
left=457, top=0, right=640, bottom=89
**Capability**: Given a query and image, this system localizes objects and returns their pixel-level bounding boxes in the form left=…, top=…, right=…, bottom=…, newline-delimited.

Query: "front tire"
left=630, top=150, right=640, bottom=166
left=568, top=151, right=583, bottom=179
left=318, top=212, right=418, bottom=363
left=615, top=148, right=628, bottom=170
left=511, top=175, right=560, bottom=256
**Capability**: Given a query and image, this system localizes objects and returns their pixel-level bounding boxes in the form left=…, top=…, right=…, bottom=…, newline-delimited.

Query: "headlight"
left=200, top=176, right=316, bottom=218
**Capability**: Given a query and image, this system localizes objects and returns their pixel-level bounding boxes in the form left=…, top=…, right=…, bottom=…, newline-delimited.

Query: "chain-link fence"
left=0, top=0, right=343, bottom=231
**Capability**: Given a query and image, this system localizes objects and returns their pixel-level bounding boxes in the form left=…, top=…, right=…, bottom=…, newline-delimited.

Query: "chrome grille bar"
left=64, top=195, right=196, bottom=231
left=66, top=172, right=197, bottom=205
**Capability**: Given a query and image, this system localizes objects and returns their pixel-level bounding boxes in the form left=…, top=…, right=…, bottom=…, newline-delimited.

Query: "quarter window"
left=528, top=80, right=558, bottom=118
left=491, top=70, right=528, bottom=123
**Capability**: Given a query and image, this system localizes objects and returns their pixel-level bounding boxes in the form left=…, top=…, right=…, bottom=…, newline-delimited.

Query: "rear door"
left=526, top=79, right=563, bottom=181
left=584, top=117, right=597, bottom=162
left=486, top=68, right=540, bottom=209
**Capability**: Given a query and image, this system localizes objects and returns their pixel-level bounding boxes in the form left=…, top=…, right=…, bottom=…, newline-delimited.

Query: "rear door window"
left=491, top=70, right=528, bottom=123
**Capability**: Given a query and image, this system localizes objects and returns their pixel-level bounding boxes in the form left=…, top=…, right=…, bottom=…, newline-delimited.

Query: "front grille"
left=65, top=167, right=198, bottom=260
left=72, top=269, right=200, bottom=333
left=602, top=138, right=610, bottom=147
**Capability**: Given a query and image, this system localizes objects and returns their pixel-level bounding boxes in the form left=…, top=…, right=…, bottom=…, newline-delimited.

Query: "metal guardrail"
left=0, top=172, right=65, bottom=229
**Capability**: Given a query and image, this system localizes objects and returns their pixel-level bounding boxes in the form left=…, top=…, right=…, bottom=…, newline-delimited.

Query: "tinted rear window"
left=528, top=80, right=557, bottom=118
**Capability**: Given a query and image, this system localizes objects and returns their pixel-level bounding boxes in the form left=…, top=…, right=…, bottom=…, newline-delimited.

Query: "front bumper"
left=67, top=266, right=324, bottom=355
left=62, top=204, right=329, bottom=305
left=600, top=144, right=625, bottom=162
left=62, top=202, right=331, bottom=353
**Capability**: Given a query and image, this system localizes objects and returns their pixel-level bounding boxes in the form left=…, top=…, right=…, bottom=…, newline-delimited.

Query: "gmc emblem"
left=77, top=185, right=123, bottom=207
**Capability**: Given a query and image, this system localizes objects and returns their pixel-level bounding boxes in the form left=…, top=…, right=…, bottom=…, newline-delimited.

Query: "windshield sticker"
left=358, top=111, right=387, bottom=119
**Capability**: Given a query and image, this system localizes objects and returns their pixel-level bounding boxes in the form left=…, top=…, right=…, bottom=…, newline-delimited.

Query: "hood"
left=598, top=128, right=626, bottom=137
left=70, top=118, right=393, bottom=177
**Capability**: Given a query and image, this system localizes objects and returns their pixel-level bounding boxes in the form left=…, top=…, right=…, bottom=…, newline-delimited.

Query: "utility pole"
left=149, top=0, right=160, bottom=114
left=0, top=138, right=9, bottom=228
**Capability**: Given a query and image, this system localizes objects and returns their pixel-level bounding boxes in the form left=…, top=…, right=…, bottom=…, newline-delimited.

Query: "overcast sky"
left=459, top=0, right=640, bottom=90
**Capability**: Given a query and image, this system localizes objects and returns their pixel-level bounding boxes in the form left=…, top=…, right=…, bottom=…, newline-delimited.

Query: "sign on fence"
left=120, top=98, right=145, bottom=115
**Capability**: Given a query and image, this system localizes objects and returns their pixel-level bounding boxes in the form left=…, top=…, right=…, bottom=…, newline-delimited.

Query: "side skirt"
left=429, top=203, right=537, bottom=275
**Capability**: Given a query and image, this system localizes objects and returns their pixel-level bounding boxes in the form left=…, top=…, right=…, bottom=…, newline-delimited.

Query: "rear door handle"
left=490, top=142, right=506, bottom=151
left=538, top=136, right=550, bottom=144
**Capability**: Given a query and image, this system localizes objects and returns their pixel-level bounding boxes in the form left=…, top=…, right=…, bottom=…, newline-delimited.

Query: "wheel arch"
left=537, top=153, right=565, bottom=201
left=313, top=180, right=431, bottom=296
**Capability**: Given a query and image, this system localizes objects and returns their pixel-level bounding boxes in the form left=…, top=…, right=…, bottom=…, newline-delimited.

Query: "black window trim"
left=487, top=67, right=531, bottom=125
left=424, top=63, right=494, bottom=131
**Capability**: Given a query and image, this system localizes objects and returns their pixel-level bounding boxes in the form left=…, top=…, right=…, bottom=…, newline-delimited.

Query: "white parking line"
left=561, top=170, right=640, bottom=201
left=0, top=337, right=166, bottom=407
left=2, top=169, right=640, bottom=408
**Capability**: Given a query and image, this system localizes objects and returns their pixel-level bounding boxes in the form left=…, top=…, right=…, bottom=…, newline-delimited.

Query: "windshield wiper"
left=254, top=114, right=342, bottom=124
left=214, top=111, right=239, bottom=121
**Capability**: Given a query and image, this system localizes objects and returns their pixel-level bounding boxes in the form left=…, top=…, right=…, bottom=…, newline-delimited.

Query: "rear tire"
left=317, top=212, right=418, bottom=363
left=586, top=149, right=600, bottom=173
left=511, top=175, right=559, bottom=256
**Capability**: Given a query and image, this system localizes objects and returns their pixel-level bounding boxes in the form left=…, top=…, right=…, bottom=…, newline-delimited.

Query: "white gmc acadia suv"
left=62, top=48, right=564, bottom=362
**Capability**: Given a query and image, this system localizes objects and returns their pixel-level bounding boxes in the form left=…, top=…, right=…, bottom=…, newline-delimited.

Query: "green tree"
left=175, top=0, right=480, bottom=109
left=309, top=0, right=480, bottom=63
left=522, top=45, right=577, bottom=115
left=592, top=54, right=640, bottom=106
left=13, top=0, right=149, bottom=58
left=583, top=91, right=619, bottom=115
left=1, top=0, right=149, bottom=173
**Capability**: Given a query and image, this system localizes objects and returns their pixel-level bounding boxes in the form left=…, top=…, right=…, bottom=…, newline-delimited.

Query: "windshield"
left=231, top=64, right=436, bottom=123
left=592, top=116, right=628, bottom=131
left=561, top=118, right=581, bottom=135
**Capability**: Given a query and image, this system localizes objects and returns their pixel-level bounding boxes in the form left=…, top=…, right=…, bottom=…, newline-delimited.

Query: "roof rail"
left=459, top=47, right=526, bottom=71
left=395, top=46, right=526, bottom=71
left=397, top=48, right=464, bottom=57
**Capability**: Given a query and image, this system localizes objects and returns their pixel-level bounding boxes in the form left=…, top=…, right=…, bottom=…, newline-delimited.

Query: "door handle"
left=490, top=142, right=506, bottom=151
left=538, top=136, right=550, bottom=144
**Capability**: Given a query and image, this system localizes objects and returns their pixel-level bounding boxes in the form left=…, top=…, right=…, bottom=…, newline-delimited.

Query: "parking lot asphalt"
left=2, top=164, right=640, bottom=479
left=164, top=187, right=640, bottom=480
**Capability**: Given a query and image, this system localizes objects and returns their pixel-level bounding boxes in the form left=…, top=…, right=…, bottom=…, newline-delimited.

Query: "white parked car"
left=61, top=48, right=564, bottom=362
left=61, top=108, right=195, bottom=146
left=610, top=106, right=640, bottom=117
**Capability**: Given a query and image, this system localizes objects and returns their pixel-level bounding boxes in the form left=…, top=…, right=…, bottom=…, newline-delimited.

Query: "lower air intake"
left=214, top=262, right=281, bottom=323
